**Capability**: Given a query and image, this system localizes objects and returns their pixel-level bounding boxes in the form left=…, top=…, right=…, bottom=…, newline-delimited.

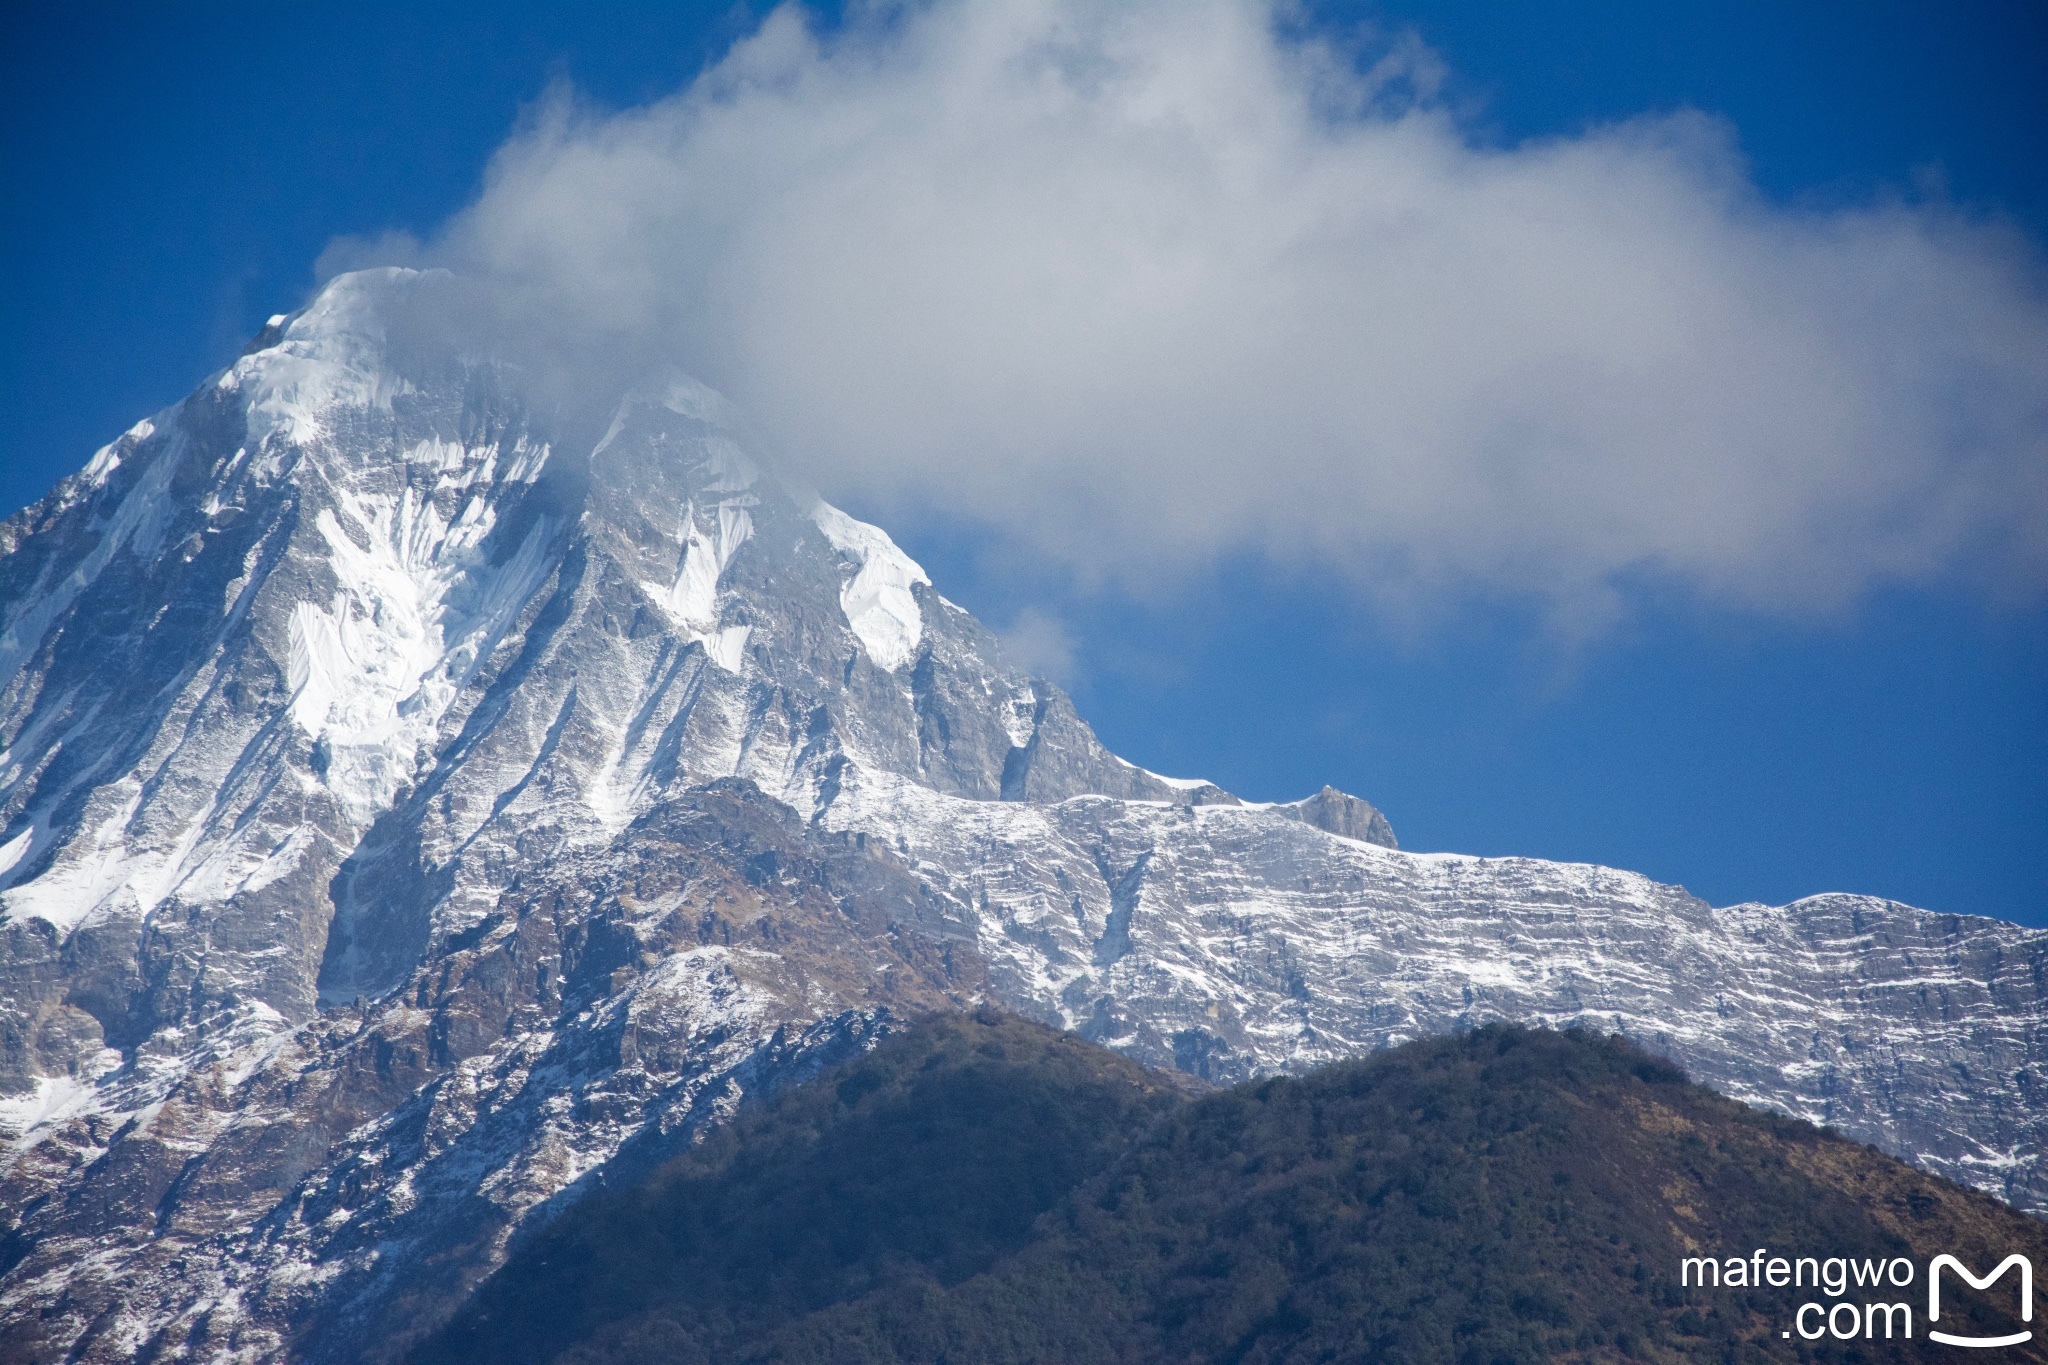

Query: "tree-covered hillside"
left=419, top=1015, right=2048, bottom=1364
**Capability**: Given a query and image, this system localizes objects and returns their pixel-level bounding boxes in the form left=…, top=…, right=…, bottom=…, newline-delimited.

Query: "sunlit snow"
left=810, top=500, right=929, bottom=671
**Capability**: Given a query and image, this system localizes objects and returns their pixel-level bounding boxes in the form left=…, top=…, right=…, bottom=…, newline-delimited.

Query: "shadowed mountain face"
left=424, top=1018, right=2048, bottom=1365
left=0, top=268, right=2040, bottom=1361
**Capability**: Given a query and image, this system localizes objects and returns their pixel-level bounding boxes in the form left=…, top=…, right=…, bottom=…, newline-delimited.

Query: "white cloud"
left=998, top=606, right=1079, bottom=682
left=413, top=0, right=2047, bottom=625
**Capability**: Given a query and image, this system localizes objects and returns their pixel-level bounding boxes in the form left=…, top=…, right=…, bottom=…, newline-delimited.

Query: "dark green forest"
left=417, top=1015, right=2048, bottom=1364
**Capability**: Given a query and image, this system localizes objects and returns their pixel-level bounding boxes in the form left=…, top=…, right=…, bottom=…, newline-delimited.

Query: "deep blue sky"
left=3, top=1, right=2043, bottom=924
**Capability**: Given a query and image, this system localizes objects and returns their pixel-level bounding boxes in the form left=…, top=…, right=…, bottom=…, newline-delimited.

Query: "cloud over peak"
left=385, top=0, right=2047, bottom=624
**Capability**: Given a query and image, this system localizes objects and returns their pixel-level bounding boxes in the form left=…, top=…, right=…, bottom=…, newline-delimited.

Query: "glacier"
left=0, top=267, right=2038, bottom=1362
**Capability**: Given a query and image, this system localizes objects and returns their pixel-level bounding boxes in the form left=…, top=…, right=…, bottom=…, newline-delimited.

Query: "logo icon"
left=1928, top=1254, right=2033, bottom=1348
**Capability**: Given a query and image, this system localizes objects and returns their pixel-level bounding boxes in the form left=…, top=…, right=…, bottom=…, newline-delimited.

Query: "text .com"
left=1680, top=1250, right=2033, bottom=1346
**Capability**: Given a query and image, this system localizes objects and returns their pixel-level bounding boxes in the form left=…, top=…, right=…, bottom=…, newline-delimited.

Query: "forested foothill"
left=420, top=1016, right=2048, bottom=1364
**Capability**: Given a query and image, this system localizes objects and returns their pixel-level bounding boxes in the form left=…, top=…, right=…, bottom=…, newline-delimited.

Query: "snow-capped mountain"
left=0, top=268, right=2040, bottom=1362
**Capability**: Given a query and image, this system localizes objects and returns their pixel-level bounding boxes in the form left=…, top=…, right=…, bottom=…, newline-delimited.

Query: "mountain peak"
left=0, top=273, right=2040, bottom=1362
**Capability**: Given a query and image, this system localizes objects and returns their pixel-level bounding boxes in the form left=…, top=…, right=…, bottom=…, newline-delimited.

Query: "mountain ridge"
left=0, top=267, right=2039, bottom=1362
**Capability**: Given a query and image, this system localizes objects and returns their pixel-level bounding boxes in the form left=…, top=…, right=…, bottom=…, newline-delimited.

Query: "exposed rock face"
left=0, top=269, right=2040, bottom=1361
left=1277, top=784, right=1397, bottom=846
left=3, top=781, right=981, bottom=1363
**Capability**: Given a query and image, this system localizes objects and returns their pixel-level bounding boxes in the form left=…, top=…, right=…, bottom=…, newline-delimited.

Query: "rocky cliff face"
left=0, top=269, right=2039, bottom=1362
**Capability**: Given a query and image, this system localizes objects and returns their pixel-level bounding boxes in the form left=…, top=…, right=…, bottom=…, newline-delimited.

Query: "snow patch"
left=810, top=501, right=929, bottom=672
left=284, top=480, right=554, bottom=823
left=0, top=1064, right=120, bottom=1151
left=1111, top=755, right=1217, bottom=792
left=702, top=625, right=752, bottom=673
left=670, top=502, right=754, bottom=628
left=401, top=435, right=550, bottom=489
left=641, top=500, right=756, bottom=675
left=1460, top=958, right=1525, bottom=989
left=80, top=419, right=151, bottom=488
left=0, top=784, right=143, bottom=934
left=169, top=828, right=314, bottom=907
left=231, top=268, right=443, bottom=450
left=1002, top=687, right=1038, bottom=748
left=0, top=827, right=31, bottom=880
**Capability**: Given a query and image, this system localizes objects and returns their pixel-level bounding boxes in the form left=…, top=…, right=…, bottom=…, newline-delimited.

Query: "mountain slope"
left=0, top=267, right=2040, bottom=1361
left=425, top=1016, right=2048, bottom=1365
left=822, top=775, right=2046, bottom=1212
left=418, top=1011, right=1183, bottom=1365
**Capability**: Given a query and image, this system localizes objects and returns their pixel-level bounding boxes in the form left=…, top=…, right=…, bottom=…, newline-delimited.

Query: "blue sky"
left=2, top=1, right=2043, bottom=924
